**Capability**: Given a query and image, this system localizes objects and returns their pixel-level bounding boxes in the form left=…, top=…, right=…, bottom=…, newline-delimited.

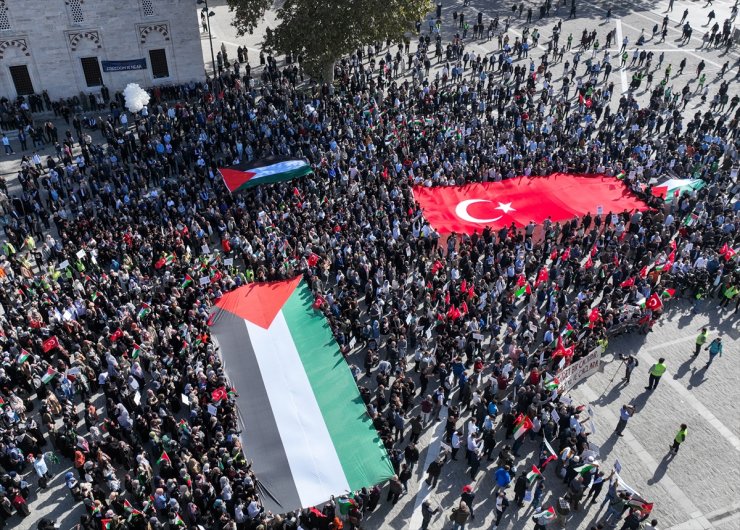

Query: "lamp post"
left=197, top=0, right=216, bottom=77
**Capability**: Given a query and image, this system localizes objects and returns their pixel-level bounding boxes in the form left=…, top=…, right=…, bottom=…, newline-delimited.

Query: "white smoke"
left=123, top=83, right=151, bottom=113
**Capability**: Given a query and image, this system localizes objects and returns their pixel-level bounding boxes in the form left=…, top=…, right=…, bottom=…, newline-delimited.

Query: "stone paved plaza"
left=3, top=1, right=740, bottom=529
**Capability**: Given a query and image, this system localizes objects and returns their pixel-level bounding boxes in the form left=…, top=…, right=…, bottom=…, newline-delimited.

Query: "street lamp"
left=197, top=0, right=217, bottom=77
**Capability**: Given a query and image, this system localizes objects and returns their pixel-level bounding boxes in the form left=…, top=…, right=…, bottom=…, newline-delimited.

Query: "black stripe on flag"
left=211, top=308, right=302, bottom=512
left=224, top=156, right=307, bottom=173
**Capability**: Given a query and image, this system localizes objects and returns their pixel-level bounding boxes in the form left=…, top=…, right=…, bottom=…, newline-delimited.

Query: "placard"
left=472, top=333, right=484, bottom=341
left=199, top=276, right=211, bottom=286
left=101, top=58, right=147, bottom=72
left=58, top=260, right=70, bottom=269
left=556, top=346, right=603, bottom=393
left=201, top=244, right=210, bottom=255
left=181, top=394, right=190, bottom=405
left=207, top=404, right=218, bottom=416
left=76, top=249, right=86, bottom=259
left=223, top=258, right=234, bottom=266
left=596, top=206, right=603, bottom=216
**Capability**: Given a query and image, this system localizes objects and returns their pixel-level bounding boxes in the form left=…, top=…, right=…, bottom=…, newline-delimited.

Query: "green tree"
left=227, top=0, right=432, bottom=82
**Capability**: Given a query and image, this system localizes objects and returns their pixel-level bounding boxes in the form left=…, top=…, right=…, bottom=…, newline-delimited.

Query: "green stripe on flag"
left=235, top=166, right=313, bottom=192
left=282, top=283, right=394, bottom=490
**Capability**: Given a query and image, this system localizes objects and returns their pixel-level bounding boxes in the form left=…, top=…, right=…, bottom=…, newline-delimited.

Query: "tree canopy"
left=227, top=0, right=432, bottom=81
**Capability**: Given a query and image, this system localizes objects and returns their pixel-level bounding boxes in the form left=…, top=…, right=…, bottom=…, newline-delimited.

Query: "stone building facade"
left=0, top=0, right=204, bottom=100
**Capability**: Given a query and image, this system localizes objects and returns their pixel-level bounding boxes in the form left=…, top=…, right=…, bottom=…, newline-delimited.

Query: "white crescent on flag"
left=455, top=199, right=502, bottom=223
left=455, top=200, right=516, bottom=224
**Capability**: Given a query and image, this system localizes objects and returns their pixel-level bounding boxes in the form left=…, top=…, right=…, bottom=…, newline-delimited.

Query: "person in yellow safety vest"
left=693, top=328, right=707, bottom=356
left=719, top=283, right=738, bottom=308
left=669, top=424, right=687, bottom=454
left=645, top=357, right=666, bottom=390
left=1, top=240, right=15, bottom=257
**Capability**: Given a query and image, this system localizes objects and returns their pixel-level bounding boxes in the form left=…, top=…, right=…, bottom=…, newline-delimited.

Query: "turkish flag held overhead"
left=412, top=173, right=649, bottom=235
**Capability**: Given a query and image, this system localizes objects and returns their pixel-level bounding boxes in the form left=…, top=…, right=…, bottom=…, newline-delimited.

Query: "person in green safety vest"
left=645, top=357, right=666, bottom=390
left=669, top=424, right=687, bottom=454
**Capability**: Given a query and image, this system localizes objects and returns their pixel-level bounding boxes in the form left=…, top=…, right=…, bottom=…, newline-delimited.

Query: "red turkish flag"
left=211, top=386, right=227, bottom=402
left=639, top=266, right=648, bottom=279
left=645, top=293, right=663, bottom=311
left=620, top=277, right=635, bottom=288
left=588, top=307, right=601, bottom=327
left=42, top=336, right=59, bottom=353
left=583, top=256, right=593, bottom=270
left=535, top=267, right=549, bottom=287
left=412, top=173, right=649, bottom=235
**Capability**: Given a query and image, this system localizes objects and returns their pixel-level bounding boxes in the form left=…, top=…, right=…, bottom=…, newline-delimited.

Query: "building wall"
left=0, top=0, right=205, bottom=100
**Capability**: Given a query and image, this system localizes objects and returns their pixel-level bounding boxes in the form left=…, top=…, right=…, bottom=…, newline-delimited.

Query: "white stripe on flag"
left=246, top=313, right=350, bottom=506
left=253, top=160, right=308, bottom=177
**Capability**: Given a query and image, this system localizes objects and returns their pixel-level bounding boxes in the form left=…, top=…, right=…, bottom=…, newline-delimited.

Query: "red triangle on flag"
left=218, top=168, right=258, bottom=192
left=215, top=277, right=302, bottom=329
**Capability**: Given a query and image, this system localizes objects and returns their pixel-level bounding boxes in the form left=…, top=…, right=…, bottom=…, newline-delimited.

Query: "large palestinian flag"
left=210, top=278, right=393, bottom=512
left=218, top=157, right=313, bottom=193
left=651, top=178, right=705, bottom=202
left=413, top=173, right=649, bottom=235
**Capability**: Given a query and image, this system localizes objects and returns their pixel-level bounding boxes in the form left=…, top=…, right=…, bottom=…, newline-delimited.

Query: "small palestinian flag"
left=575, top=463, right=597, bottom=475
left=527, top=464, right=543, bottom=484
left=661, top=288, right=675, bottom=299
left=627, top=497, right=654, bottom=513
left=181, top=274, right=194, bottom=289
left=137, top=303, right=151, bottom=320
left=544, top=376, right=560, bottom=391
left=41, top=367, right=57, bottom=384
left=174, top=514, right=186, bottom=527
left=219, top=157, right=313, bottom=193
left=178, top=419, right=191, bottom=434
left=683, top=212, right=699, bottom=226
left=101, top=519, right=112, bottom=530
left=560, top=323, right=574, bottom=338
left=131, top=344, right=142, bottom=359
left=90, top=291, right=102, bottom=302
left=17, top=349, right=31, bottom=365
left=123, top=499, right=143, bottom=517
left=513, top=414, right=534, bottom=440
left=515, top=283, right=532, bottom=298
left=157, top=451, right=170, bottom=465
left=337, top=497, right=356, bottom=515
left=615, top=171, right=626, bottom=180
left=534, top=506, right=556, bottom=522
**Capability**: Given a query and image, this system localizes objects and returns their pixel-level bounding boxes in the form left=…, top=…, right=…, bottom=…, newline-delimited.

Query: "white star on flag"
left=495, top=202, right=515, bottom=214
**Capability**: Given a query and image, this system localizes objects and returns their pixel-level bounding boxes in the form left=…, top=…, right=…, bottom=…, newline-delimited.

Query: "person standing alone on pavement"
left=669, top=424, right=688, bottom=454
left=645, top=358, right=667, bottom=390
left=615, top=404, right=635, bottom=436
left=694, top=328, right=708, bottom=356
left=705, top=337, right=723, bottom=367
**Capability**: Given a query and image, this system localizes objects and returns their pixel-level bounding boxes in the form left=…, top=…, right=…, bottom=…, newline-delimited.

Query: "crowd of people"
left=0, top=2, right=739, bottom=530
